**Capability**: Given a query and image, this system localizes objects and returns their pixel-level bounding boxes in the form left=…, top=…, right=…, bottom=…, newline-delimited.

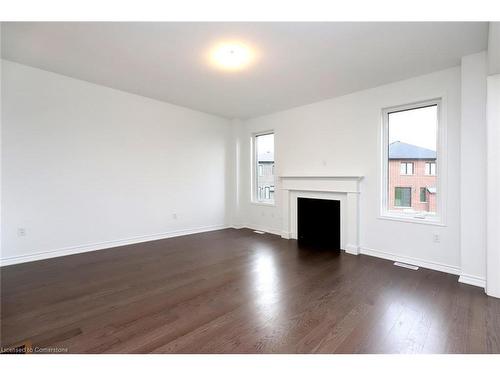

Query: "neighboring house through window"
left=388, top=141, right=437, bottom=213
left=254, top=132, right=275, bottom=204
left=381, top=100, right=441, bottom=223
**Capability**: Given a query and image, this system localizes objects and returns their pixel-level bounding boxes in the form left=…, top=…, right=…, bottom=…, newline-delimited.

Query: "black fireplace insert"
left=297, top=197, right=341, bottom=249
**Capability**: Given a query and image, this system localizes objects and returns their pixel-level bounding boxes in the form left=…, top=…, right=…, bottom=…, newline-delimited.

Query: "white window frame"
left=380, top=98, right=446, bottom=226
left=251, top=131, right=276, bottom=206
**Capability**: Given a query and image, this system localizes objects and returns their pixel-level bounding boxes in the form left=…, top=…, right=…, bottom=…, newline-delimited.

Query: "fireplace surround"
left=280, top=175, right=363, bottom=255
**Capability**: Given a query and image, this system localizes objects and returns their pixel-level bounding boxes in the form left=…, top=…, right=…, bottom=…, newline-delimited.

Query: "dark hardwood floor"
left=1, top=228, right=499, bottom=353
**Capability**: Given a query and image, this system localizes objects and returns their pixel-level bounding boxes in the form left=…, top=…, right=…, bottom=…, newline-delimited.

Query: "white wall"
left=227, top=118, right=245, bottom=228
left=485, top=22, right=500, bottom=298
left=460, top=52, right=487, bottom=286
left=486, top=74, right=500, bottom=297
left=0, top=25, right=3, bottom=258
left=1, top=60, right=231, bottom=265
left=488, top=22, right=500, bottom=75
left=236, top=67, right=462, bottom=272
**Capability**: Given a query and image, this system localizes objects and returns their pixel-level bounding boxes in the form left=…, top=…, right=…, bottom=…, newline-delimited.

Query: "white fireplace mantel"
left=279, top=175, right=363, bottom=255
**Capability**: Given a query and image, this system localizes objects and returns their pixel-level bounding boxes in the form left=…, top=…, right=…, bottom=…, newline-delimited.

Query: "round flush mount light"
left=208, top=42, right=256, bottom=71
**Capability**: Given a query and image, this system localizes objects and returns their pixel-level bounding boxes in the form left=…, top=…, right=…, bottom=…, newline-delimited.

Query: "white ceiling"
left=1, top=22, right=488, bottom=119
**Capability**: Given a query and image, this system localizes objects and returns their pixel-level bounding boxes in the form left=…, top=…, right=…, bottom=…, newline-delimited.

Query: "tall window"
left=254, top=132, right=275, bottom=204
left=382, top=100, right=440, bottom=222
left=420, top=187, right=427, bottom=203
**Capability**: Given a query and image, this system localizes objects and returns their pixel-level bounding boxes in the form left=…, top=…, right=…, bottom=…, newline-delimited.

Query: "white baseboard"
left=230, top=224, right=245, bottom=230
left=458, top=274, right=486, bottom=288
left=344, top=244, right=360, bottom=255
left=281, top=231, right=291, bottom=239
left=0, top=224, right=228, bottom=267
left=237, top=224, right=282, bottom=237
left=244, top=224, right=281, bottom=236
left=360, top=246, right=460, bottom=275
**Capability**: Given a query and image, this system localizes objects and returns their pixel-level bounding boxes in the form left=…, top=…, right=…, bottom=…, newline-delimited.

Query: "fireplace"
left=279, top=175, right=363, bottom=255
left=297, top=197, right=341, bottom=249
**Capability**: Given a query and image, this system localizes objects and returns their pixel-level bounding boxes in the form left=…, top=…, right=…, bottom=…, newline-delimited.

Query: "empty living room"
left=1, top=1, right=500, bottom=371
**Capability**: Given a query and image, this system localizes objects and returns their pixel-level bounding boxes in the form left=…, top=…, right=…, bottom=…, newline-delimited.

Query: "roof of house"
left=389, top=141, right=436, bottom=160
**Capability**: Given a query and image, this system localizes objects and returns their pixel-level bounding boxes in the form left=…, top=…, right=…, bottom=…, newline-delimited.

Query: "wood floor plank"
left=1, top=228, right=499, bottom=353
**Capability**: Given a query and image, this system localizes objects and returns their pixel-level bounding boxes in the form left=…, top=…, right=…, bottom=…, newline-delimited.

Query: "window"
left=395, top=187, right=411, bottom=207
left=382, top=99, right=442, bottom=223
left=254, top=132, right=275, bottom=204
left=400, top=162, right=414, bottom=175
left=420, top=187, right=427, bottom=203
left=425, top=162, right=436, bottom=175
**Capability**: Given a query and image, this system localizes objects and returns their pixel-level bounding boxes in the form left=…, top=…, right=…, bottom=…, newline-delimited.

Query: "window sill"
left=378, top=214, right=445, bottom=227
left=251, top=201, right=276, bottom=207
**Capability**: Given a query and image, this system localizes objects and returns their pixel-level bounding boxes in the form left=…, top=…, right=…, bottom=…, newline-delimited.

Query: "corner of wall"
left=226, top=118, right=245, bottom=228
left=486, top=73, right=500, bottom=298
left=485, top=22, right=500, bottom=297
left=488, top=22, right=500, bottom=75
left=459, top=51, right=488, bottom=285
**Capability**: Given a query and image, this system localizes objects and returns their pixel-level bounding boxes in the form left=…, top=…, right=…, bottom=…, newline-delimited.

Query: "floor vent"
left=394, top=261, right=419, bottom=270
left=253, top=230, right=266, bottom=234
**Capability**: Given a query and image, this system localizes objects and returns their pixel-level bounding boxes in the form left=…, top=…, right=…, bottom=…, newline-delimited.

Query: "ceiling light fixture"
left=208, top=42, right=256, bottom=71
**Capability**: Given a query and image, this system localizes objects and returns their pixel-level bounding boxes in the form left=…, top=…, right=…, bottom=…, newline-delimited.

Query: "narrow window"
left=382, top=99, right=440, bottom=221
left=254, top=132, right=275, bottom=204
left=420, top=187, right=427, bottom=203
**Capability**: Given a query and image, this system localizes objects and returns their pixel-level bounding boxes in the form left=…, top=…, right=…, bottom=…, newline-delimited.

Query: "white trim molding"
left=0, top=224, right=228, bottom=267
left=239, top=224, right=282, bottom=237
left=344, top=244, right=360, bottom=255
left=360, top=246, right=460, bottom=275
left=458, top=274, right=486, bottom=288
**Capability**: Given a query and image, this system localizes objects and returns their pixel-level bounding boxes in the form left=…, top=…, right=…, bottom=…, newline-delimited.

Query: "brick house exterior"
left=388, top=141, right=436, bottom=213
